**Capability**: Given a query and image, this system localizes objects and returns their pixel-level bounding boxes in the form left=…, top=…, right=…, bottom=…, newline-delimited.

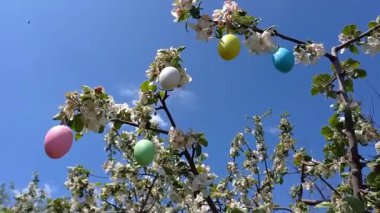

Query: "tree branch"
left=273, top=207, right=293, bottom=212
left=335, top=23, right=380, bottom=52
left=330, top=48, right=364, bottom=199
left=140, top=175, right=159, bottom=213
left=158, top=92, right=219, bottom=213
left=302, top=199, right=325, bottom=206
left=111, top=119, right=169, bottom=135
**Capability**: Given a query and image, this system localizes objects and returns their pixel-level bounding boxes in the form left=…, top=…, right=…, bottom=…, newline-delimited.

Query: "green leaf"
left=148, top=82, right=157, bottom=92
left=75, top=133, right=83, bottom=141
left=303, top=155, right=312, bottom=162
left=81, top=85, right=92, bottom=94
left=345, top=79, right=354, bottom=92
left=311, top=87, right=320, bottom=96
left=72, top=114, right=84, bottom=132
left=189, top=5, right=201, bottom=19
left=313, top=74, right=331, bottom=85
left=368, top=21, right=377, bottom=29
left=113, top=120, right=122, bottom=130
left=195, top=144, right=202, bottom=157
left=344, top=196, right=365, bottom=213
left=315, top=201, right=333, bottom=209
left=198, top=134, right=208, bottom=147
left=321, top=126, right=334, bottom=139
left=342, top=58, right=360, bottom=71
left=352, top=68, right=367, bottom=79
left=177, top=46, right=186, bottom=52
left=172, top=180, right=183, bottom=189
left=342, top=24, right=361, bottom=37
left=348, top=45, right=359, bottom=54
left=140, top=81, right=150, bottom=93
left=329, top=113, right=339, bottom=128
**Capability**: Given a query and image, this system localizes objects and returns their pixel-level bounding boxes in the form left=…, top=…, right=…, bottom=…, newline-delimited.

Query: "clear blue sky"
left=1, top=0, right=379, bottom=207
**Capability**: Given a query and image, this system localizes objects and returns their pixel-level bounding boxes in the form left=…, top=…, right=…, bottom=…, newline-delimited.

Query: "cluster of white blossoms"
left=190, top=14, right=213, bottom=41
left=339, top=29, right=380, bottom=55
left=55, top=86, right=133, bottom=133
left=212, top=0, right=239, bottom=23
left=145, top=47, right=192, bottom=88
left=362, top=30, right=380, bottom=55
left=171, top=0, right=196, bottom=22
left=168, top=128, right=201, bottom=150
left=245, top=29, right=277, bottom=54
left=294, top=43, right=326, bottom=65
left=375, top=141, right=380, bottom=154
left=186, top=164, right=217, bottom=197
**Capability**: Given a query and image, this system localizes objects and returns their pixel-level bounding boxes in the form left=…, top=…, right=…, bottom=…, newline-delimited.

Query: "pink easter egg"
left=44, top=125, right=73, bottom=159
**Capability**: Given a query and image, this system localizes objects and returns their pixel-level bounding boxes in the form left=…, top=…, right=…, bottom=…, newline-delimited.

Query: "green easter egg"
left=134, top=139, right=156, bottom=166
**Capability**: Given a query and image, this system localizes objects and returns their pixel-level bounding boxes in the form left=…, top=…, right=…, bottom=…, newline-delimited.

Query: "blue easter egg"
left=272, top=47, right=295, bottom=73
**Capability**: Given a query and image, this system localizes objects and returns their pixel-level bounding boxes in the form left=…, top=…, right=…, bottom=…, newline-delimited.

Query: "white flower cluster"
left=55, top=87, right=132, bottom=134
left=186, top=164, right=216, bottom=197
left=190, top=15, right=213, bottom=41
left=168, top=128, right=199, bottom=150
left=171, top=0, right=196, bottom=22
left=212, top=0, right=239, bottom=23
left=375, top=141, right=380, bottom=155
left=145, top=47, right=192, bottom=88
left=245, top=29, right=277, bottom=54
left=294, top=43, right=326, bottom=65
left=362, top=30, right=380, bottom=55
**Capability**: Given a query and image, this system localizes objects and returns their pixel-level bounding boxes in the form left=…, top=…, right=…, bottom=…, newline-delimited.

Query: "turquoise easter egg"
left=134, top=139, right=156, bottom=166
left=272, top=47, right=295, bottom=73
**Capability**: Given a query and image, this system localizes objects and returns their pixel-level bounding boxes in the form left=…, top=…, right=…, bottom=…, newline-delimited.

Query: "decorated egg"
left=44, top=125, right=73, bottom=159
left=158, top=66, right=181, bottom=90
left=272, top=47, right=295, bottom=73
left=218, top=34, right=241, bottom=61
left=134, top=139, right=156, bottom=166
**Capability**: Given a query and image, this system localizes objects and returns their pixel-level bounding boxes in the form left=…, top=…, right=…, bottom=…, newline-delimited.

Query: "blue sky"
left=1, top=0, right=380, bottom=207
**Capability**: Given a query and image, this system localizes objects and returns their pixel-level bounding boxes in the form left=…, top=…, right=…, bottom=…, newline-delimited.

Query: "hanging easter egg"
left=134, top=139, right=156, bottom=166
left=218, top=34, right=241, bottom=61
left=44, top=125, right=73, bottom=159
left=272, top=47, right=295, bottom=73
left=158, top=66, right=181, bottom=90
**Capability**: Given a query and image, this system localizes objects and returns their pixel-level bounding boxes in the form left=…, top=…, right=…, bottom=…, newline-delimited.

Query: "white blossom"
left=375, top=141, right=380, bottom=154
left=294, top=43, right=326, bottom=65
left=245, top=29, right=277, bottom=54
left=190, top=15, right=213, bottom=41
left=362, top=33, right=380, bottom=55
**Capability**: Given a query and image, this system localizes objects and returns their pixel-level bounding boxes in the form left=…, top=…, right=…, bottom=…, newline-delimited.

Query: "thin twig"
left=140, top=175, right=159, bottom=213
left=313, top=182, right=328, bottom=201
left=318, top=175, right=341, bottom=196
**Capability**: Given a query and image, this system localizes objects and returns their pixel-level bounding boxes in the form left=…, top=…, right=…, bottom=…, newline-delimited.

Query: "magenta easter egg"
left=44, top=125, right=73, bottom=159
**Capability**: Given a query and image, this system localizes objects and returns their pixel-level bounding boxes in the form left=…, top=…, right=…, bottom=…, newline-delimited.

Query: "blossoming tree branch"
left=2, top=0, right=380, bottom=212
